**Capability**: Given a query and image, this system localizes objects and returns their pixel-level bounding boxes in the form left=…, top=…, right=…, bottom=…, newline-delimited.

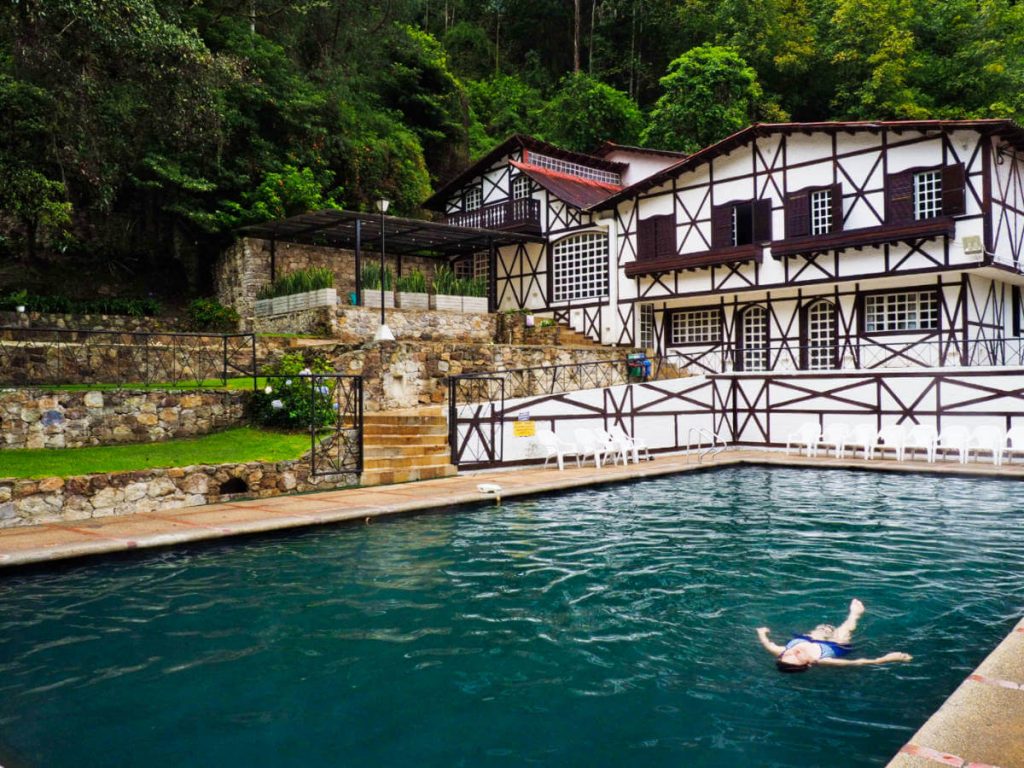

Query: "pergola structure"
left=238, top=209, right=544, bottom=312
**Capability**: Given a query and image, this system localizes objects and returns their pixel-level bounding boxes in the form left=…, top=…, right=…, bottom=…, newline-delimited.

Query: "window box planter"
left=397, top=292, right=429, bottom=310
left=255, top=288, right=337, bottom=317
left=461, top=296, right=489, bottom=314
left=430, top=294, right=463, bottom=312
left=363, top=291, right=395, bottom=309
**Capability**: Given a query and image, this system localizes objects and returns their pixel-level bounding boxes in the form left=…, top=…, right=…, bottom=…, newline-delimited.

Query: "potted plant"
left=429, top=265, right=462, bottom=312
left=396, top=269, right=429, bottom=310
left=459, top=276, right=489, bottom=313
left=361, top=263, right=394, bottom=309
left=254, top=267, right=337, bottom=316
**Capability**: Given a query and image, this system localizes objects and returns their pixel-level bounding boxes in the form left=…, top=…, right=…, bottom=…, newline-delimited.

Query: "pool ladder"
left=686, top=427, right=729, bottom=463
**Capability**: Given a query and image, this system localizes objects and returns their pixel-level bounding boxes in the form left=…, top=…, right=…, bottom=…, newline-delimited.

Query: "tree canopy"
left=2, top=0, right=1024, bottom=299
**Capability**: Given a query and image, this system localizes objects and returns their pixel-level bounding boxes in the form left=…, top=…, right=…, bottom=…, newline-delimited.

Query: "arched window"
left=803, top=300, right=837, bottom=370
left=551, top=233, right=609, bottom=302
left=737, top=305, right=768, bottom=372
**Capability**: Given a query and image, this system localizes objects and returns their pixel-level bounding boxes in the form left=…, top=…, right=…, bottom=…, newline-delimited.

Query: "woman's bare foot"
left=850, top=598, right=865, bottom=617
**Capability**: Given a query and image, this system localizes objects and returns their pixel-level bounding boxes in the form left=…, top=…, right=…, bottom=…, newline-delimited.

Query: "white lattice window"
left=810, top=189, right=832, bottom=235
left=453, top=259, right=473, bottom=279
left=640, top=304, right=655, bottom=349
left=528, top=152, right=621, bottom=185
left=670, top=309, right=721, bottom=345
left=914, top=171, right=942, bottom=220
left=806, top=300, right=835, bottom=369
left=740, top=306, right=768, bottom=371
left=863, top=291, right=938, bottom=333
left=552, top=233, right=609, bottom=302
left=473, top=251, right=489, bottom=280
left=512, top=175, right=531, bottom=200
left=464, top=186, right=482, bottom=211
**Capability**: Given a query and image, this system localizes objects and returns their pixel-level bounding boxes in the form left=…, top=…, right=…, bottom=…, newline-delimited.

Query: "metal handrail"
left=686, top=426, right=728, bottom=462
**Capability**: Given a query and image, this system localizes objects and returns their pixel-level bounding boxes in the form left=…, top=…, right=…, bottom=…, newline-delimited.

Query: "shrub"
left=186, top=298, right=240, bottom=332
left=456, top=276, right=487, bottom=297
left=360, top=263, right=393, bottom=290
left=247, top=353, right=336, bottom=429
left=396, top=269, right=427, bottom=293
left=257, top=267, right=334, bottom=300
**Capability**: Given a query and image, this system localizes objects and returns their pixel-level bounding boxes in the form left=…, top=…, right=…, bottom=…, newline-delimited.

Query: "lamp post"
left=374, top=198, right=395, bottom=342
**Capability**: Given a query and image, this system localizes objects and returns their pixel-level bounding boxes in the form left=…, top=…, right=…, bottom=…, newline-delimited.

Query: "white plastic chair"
left=851, top=423, right=878, bottom=460
left=785, top=421, right=821, bottom=457
left=938, top=425, right=972, bottom=464
left=877, top=423, right=909, bottom=461
left=573, top=428, right=606, bottom=468
left=1006, top=425, right=1024, bottom=464
left=972, top=425, right=1007, bottom=466
left=536, top=429, right=579, bottom=471
left=594, top=428, right=627, bottom=466
left=820, top=423, right=852, bottom=459
left=904, top=424, right=938, bottom=463
left=609, top=425, right=651, bottom=463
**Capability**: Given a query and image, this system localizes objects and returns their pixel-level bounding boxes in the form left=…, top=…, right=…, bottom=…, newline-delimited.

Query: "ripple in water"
left=0, top=467, right=1022, bottom=768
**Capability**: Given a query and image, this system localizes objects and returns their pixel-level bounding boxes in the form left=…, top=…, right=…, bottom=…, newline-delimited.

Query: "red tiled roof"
left=510, top=160, right=623, bottom=210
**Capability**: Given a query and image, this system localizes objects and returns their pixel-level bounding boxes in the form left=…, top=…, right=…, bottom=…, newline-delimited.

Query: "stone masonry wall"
left=0, top=390, right=248, bottom=450
left=0, top=459, right=357, bottom=528
left=216, top=237, right=441, bottom=330
left=0, top=311, right=187, bottom=332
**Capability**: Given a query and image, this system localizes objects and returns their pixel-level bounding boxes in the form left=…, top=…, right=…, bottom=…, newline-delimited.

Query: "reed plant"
left=360, top=263, right=393, bottom=290
left=257, top=267, right=334, bottom=299
left=396, top=269, right=427, bottom=293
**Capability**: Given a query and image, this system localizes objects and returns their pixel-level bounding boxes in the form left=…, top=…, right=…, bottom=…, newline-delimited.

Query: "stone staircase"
left=360, top=406, right=457, bottom=486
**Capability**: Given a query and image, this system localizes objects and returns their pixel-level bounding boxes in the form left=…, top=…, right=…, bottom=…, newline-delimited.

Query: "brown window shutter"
left=942, top=163, right=966, bottom=216
left=785, top=191, right=810, bottom=238
left=752, top=198, right=773, bottom=243
left=886, top=170, right=914, bottom=224
left=711, top=204, right=734, bottom=248
left=655, top=215, right=675, bottom=259
left=637, top=217, right=655, bottom=260
left=830, top=184, right=844, bottom=233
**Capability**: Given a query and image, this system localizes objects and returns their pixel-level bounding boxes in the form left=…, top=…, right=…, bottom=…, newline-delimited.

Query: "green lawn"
left=1, top=428, right=310, bottom=479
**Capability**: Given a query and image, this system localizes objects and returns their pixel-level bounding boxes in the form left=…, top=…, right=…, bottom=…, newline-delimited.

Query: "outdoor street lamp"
left=373, top=198, right=395, bottom=342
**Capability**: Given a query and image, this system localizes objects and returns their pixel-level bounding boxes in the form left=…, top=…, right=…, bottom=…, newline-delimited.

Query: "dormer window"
left=711, top=199, right=771, bottom=248
left=886, top=164, right=964, bottom=224
left=785, top=185, right=842, bottom=238
left=512, top=175, right=531, bottom=200
left=464, top=186, right=481, bottom=211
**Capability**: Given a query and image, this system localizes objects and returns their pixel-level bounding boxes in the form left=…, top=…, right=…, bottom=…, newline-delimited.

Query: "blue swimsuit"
left=783, top=634, right=852, bottom=660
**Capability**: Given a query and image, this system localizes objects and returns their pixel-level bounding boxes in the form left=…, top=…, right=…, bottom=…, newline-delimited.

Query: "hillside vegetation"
left=2, top=0, right=1023, bottom=300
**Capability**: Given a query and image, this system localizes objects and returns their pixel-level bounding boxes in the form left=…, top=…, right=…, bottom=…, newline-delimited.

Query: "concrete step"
left=363, top=423, right=448, bottom=437
left=360, top=464, right=457, bottom=486
left=363, top=444, right=451, bottom=459
left=363, top=414, right=447, bottom=427
left=363, top=453, right=452, bottom=470
left=362, top=434, right=449, bottom=448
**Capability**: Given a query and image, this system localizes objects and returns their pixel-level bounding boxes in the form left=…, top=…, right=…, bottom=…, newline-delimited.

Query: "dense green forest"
left=2, top=0, right=1024, bottom=302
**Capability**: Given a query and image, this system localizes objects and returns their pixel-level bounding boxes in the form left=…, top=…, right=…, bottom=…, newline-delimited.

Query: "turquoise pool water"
left=1, top=467, right=1022, bottom=767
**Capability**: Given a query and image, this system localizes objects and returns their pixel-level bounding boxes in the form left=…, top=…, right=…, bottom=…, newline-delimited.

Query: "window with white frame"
left=863, top=291, right=938, bottom=333
left=464, top=186, right=482, bottom=211
left=810, top=189, right=833, bottom=235
left=670, top=309, right=722, bottom=345
left=805, top=300, right=836, bottom=370
left=512, top=174, right=531, bottom=200
left=551, top=233, right=608, bottom=302
left=739, top=306, right=769, bottom=372
left=913, top=170, right=942, bottom=220
left=454, top=253, right=489, bottom=280
left=640, top=304, right=655, bottom=349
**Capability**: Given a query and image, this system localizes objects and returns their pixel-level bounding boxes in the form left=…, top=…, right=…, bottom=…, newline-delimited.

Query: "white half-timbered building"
left=426, top=120, right=1024, bottom=376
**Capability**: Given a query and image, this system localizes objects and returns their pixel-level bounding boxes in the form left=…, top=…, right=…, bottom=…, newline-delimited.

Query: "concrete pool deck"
left=1, top=448, right=1022, bottom=767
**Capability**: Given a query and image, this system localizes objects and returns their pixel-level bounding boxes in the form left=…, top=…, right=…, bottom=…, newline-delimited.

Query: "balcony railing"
left=445, top=199, right=541, bottom=233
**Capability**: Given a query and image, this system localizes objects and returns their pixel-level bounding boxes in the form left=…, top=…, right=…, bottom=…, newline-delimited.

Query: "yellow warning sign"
left=513, top=420, right=536, bottom=437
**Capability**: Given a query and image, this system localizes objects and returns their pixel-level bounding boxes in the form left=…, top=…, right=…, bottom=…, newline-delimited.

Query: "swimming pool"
left=0, top=467, right=1021, bottom=767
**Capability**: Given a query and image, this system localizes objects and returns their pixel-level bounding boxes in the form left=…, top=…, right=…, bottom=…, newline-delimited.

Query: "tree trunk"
left=589, top=0, right=597, bottom=74
left=574, top=0, right=581, bottom=73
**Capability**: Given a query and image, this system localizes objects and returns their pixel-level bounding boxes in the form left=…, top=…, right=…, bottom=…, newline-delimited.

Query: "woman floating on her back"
left=757, top=599, right=912, bottom=672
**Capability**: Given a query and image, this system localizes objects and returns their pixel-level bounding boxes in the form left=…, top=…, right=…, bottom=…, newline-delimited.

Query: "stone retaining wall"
left=0, top=311, right=186, bottom=332
left=0, top=459, right=357, bottom=528
left=0, top=390, right=248, bottom=450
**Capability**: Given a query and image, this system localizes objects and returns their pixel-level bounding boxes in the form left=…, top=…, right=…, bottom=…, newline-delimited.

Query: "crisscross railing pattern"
left=287, top=373, right=363, bottom=477
left=0, top=327, right=258, bottom=388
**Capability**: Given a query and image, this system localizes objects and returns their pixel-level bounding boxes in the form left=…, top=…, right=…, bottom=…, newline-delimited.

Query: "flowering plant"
left=248, top=353, right=336, bottom=429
